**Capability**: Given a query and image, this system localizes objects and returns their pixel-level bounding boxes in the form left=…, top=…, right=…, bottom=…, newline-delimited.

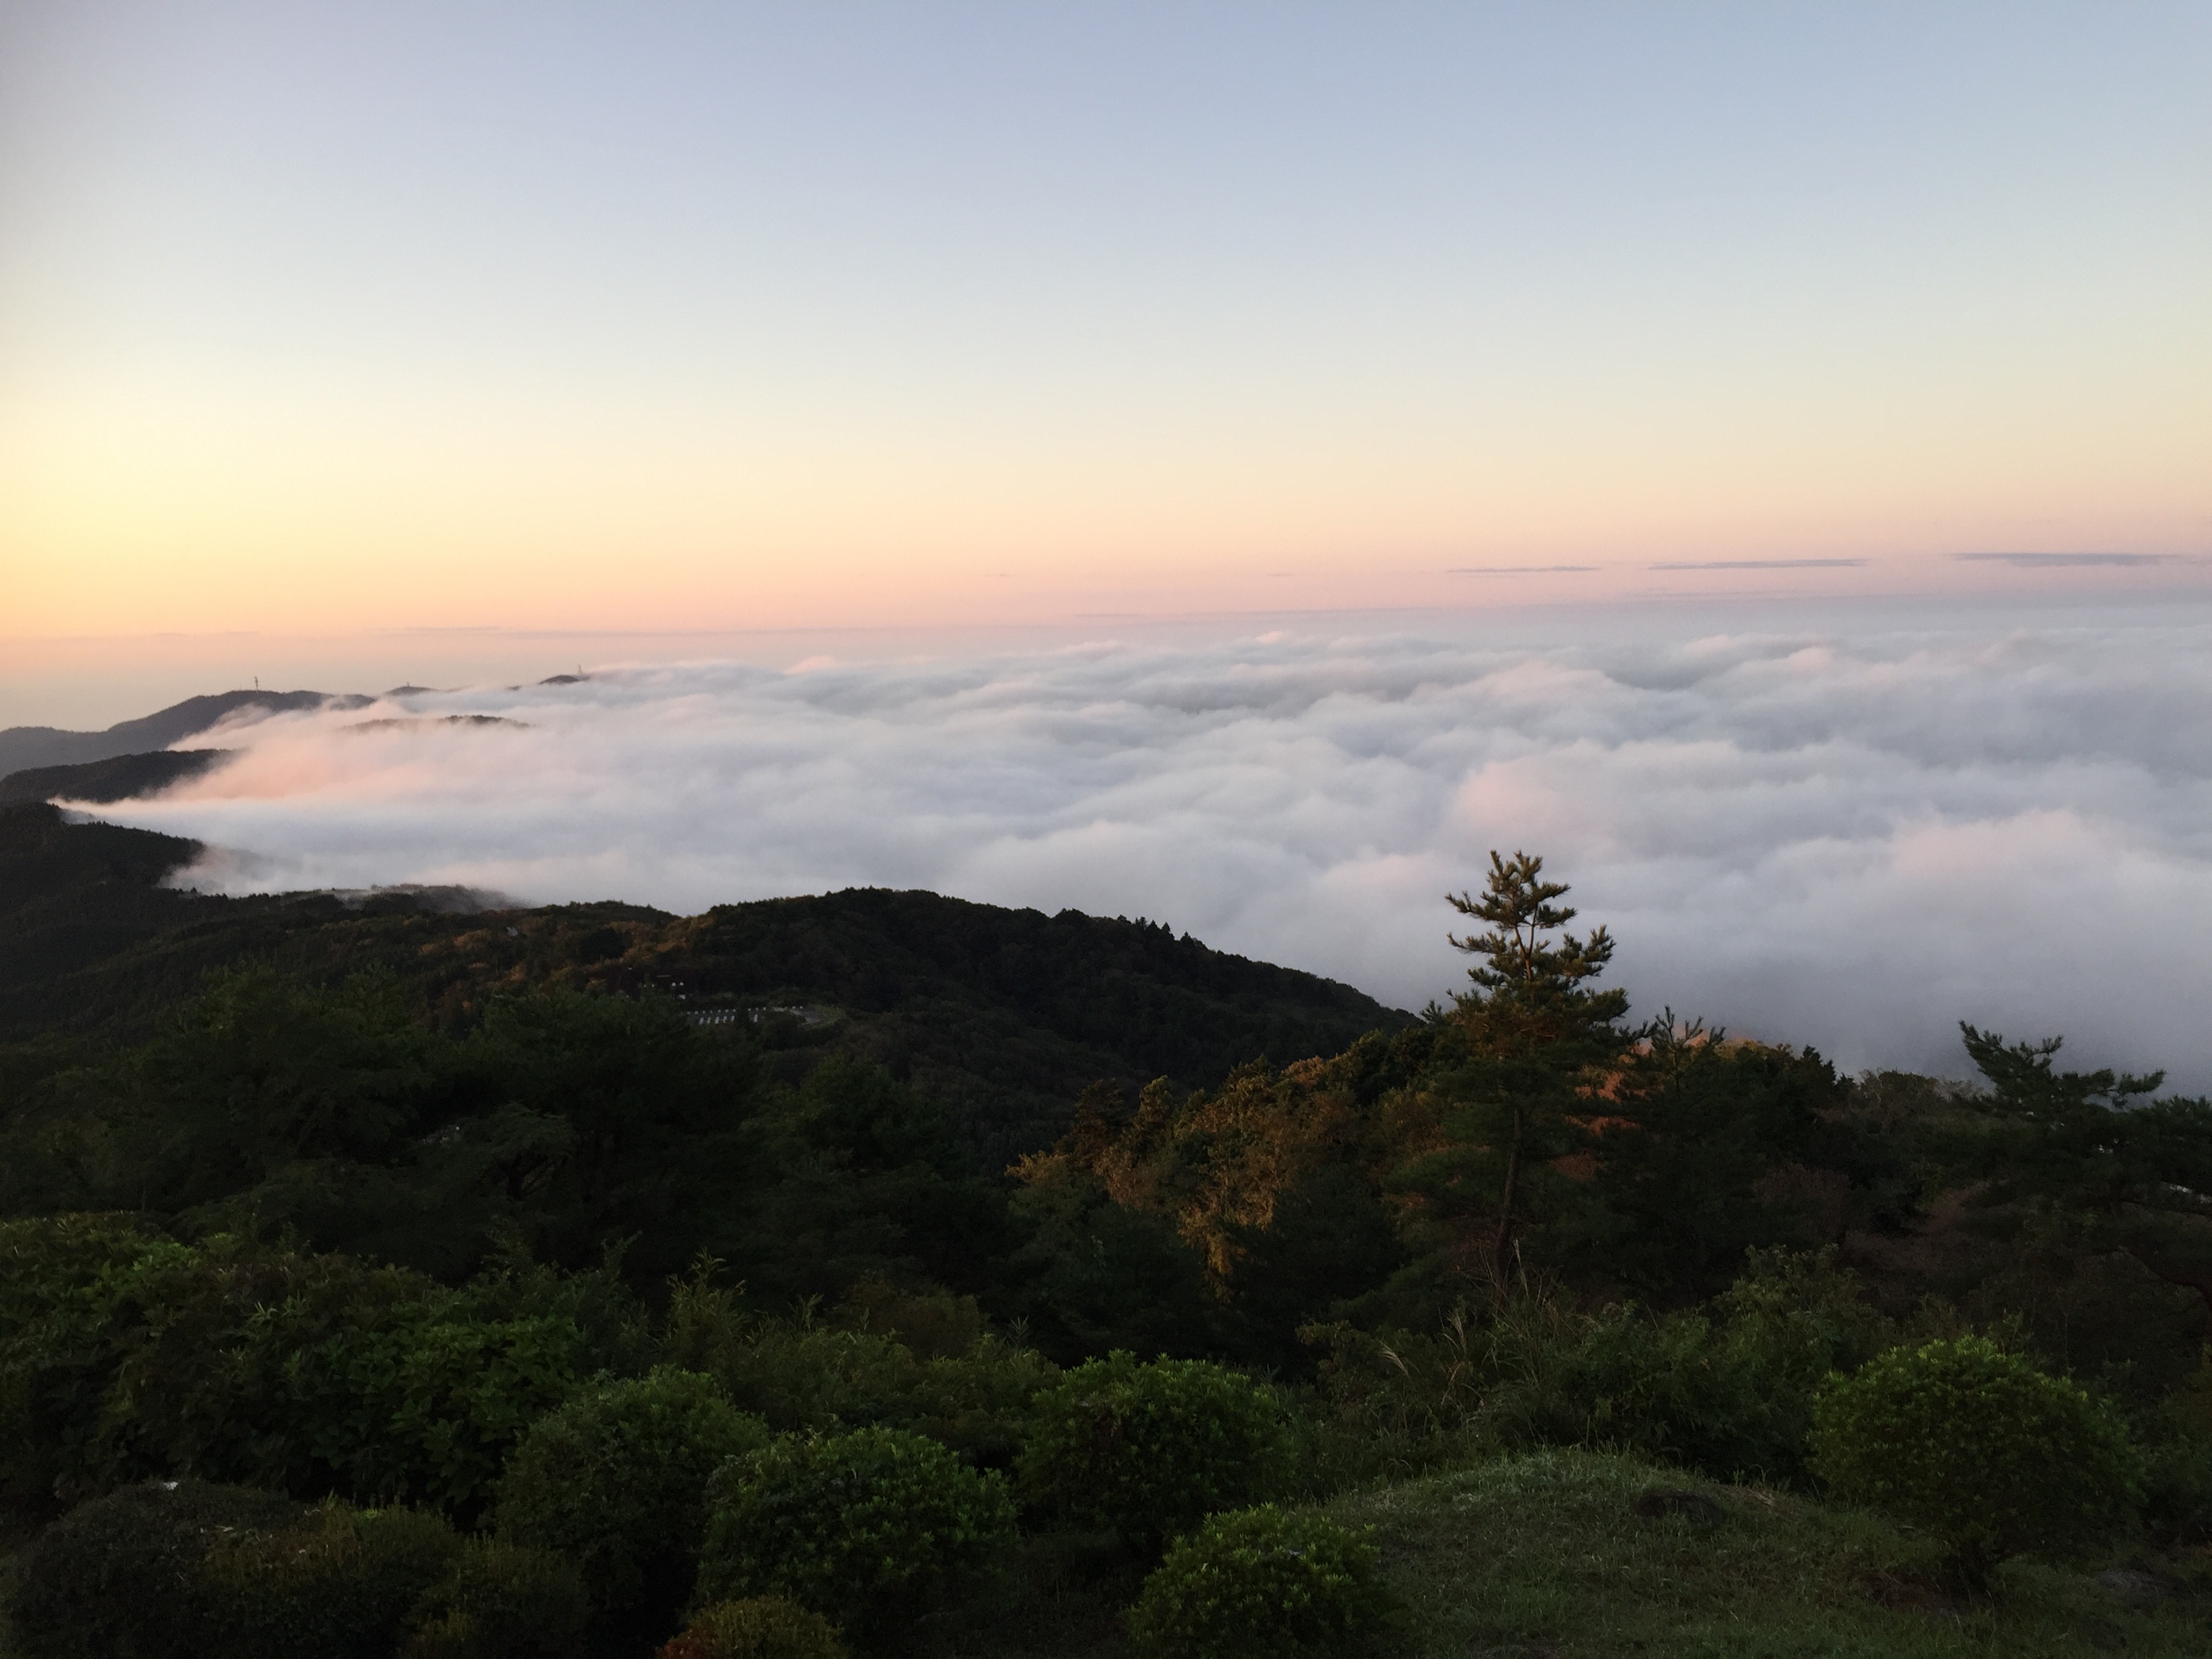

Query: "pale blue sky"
left=3, top=3, right=2207, bottom=640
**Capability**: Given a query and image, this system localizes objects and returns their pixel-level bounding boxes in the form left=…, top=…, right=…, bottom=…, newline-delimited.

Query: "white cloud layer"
left=87, top=602, right=2212, bottom=1090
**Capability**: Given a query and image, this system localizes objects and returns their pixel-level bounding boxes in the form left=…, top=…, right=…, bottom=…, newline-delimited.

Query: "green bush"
left=290, top=1312, right=584, bottom=1517
left=401, top=1612, right=489, bottom=1659
left=0, top=1214, right=175, bottom=1513
left=1303, top=1252, right=1900, bottom=1490
left=661, top=1266, right=1057, bottom=1466
left=1019, top=1352, right=1292, bottom=1555
left=407, top=1535, right=590, bottom=1658
left=0, top=1217, right=437, bottom=1507
left=1809, top=1334, right=2142, bottom=1587
left=899, top=1334, right=1061, bottom=1469
left=1489, top=1287, right=1870, bottom=1485
left=1124, top=1504, right=1389, bottom=1659
left=695, top=1426, right=1015, bottom=1643
left=658, top=1596, right=847, bottom=1659
left=696, top=1316, right=921, bottom=1433
left=496, top=1367, right=769, bottom=1637
left=198, top=1500, right=463, bottom=1659
left=2136, top=1419, right=2212, bottom=1552
left=0, top=1216, right=602, bottom=1520
left=7, top=1479, right=306, bottom=1659
left=9, top=1483, right=473, bottom=1659
left=2121, top=1350, right=2212, bottom=1549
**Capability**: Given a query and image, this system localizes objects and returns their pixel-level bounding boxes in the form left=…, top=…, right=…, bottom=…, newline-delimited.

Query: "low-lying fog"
left=85, top=599, right=2212, bottom=1090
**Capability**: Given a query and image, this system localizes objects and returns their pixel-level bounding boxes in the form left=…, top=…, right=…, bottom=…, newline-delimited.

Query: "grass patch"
left=5, top=1457, right=2204, bottom=1657
left=1330, top=1448, right=2209, bottom=1658
left=889, top=1448, right=2209, bottom=1656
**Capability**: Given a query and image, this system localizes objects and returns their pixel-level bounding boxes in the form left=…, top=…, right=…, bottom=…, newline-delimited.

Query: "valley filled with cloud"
left=93, top=600, right=2212, bottom=1090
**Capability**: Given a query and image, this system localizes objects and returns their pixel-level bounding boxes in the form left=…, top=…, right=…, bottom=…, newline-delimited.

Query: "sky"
left=3, top=1, right=2208, bottom=659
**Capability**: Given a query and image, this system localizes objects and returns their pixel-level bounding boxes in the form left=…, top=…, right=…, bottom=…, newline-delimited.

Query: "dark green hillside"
left=0, top=805, right=320, bottom=1041
left=0, top=749, right=229, bottom=805
left=0, top=805, right=239, bottom=1001
left=0, top=804, right=1407, bottom=1166
left=653, top=890, right=1406, bottom=1162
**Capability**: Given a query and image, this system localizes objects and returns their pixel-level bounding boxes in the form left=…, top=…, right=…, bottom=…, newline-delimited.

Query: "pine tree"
left=1398, top=852, right=1631, bottom=1293
left=1960, top=1023, right=2212, bottom=1311
left=1447, top=851, right=1627, bottom=1040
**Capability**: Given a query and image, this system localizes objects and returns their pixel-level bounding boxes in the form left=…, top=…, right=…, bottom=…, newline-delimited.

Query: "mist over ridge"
left=81, top=602, right=2212, bottom=1091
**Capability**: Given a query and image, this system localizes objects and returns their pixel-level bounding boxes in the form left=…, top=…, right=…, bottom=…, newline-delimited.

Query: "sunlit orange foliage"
left=1015, top=1056, right=1380, bottom=1287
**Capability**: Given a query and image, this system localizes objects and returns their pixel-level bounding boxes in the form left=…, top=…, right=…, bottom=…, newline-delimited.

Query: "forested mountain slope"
left=0, top=803, right=1406, bottom=1166
left=0, top=750, right=230, bottom=806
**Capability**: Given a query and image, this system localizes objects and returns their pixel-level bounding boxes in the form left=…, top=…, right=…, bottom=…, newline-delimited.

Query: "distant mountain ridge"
left=0, top=689, right=363, bottom=776
left=0, top=749, right=232, bottom=806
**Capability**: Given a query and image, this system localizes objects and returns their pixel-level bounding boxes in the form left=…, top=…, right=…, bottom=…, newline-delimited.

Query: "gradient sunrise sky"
left=3, top=2, right=2208, bottom=650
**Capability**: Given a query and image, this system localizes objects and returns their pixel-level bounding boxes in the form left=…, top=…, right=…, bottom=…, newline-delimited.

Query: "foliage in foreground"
left=658, top=1265, right=1060, bottom=1467
left=1125, top=1504, right=1391, bottom=1659
left=1302, top=1245, right=1908, bottom=1489
left=9, top=1480, right=307, bottom=1659
left=1810, top=1334, right=2144, bottom=1588
left=495, top=1368, right=769, bottom=1639
left=695, top=1425, right=1017, bottom=1646
left=1019, top=1353, right=1293, bottom=1557
left=405, top=1535, right=590, bottom=1658
left=657, top=1597, right=846, bottom=1659
left=6, top=1480, right=583, bottom=1659
left=0, top=1214, right=624, bottom=1519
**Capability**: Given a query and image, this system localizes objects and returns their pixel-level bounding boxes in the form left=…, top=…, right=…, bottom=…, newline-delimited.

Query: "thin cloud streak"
left=1651, top=559, right=1870, bottom=571
left=1955, top=552, right=2179, bottom=568
left=86, top=609, right=2212, bottom=1090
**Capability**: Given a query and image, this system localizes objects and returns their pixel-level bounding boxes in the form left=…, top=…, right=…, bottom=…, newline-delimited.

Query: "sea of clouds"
left=88, top=601, right=2212, bottom=1090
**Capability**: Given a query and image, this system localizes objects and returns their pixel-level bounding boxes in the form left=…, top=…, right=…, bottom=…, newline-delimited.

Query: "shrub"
left=2108, top=1347, right=2212, bottom=1550
left=1124, top=1505, right=1389, bottom=1659
left=897, top=1335, right=1061, bottom=1468
left=289, top=1312, right=584, bottom=1517
left=659, top=1597, right=847, bottom=1659
left=197, top=1500, right=463, bottom=1659
left=1303, top=1253, right=1900, bottom=1490
left=9, top=1483, right=470, bottom=1659
left=0, top=1218, right=441, bottom=1507
left=7, top=1479, right=305, bottom=1659
left=0, top=1217, right=604, bottom=1520
left=0, top=1215, right=174, bottom=1514
left=1019, top=1352, right=1292, bottom=1555
left=661, top=1266, right=1057, bottom=1466
left=496, top=1368, right=768, bottom=1635
left=695, top=1425, right=1015, bottom=1643
left=407, top=1535, right=590, bottom=1658
left=695, top=1317, right=918, bottom=1435
left=401, top=1612, right=488, bottom=1659
left=1486, top=1295, right=1838, bottom=1483
left=1809, top=1334, right=2142, bottom=1589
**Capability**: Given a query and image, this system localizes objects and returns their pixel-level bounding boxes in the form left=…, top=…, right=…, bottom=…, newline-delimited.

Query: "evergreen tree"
left=1446, top=851, right=1624, bottom=1032
left=1961, top=1023, right=2212, bottom=1312
left=1397, top=853, right=1631, bottom=1293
